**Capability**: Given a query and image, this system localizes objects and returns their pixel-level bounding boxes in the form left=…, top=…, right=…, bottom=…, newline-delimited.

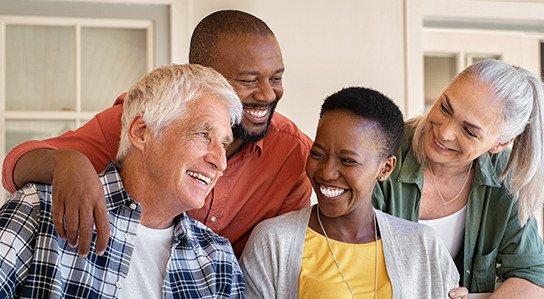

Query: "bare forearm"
left=490, top=277, right=544, bottom=299
left=13, top=148, right=94, bottom=189
left=13, top=148, right=56, bottom=188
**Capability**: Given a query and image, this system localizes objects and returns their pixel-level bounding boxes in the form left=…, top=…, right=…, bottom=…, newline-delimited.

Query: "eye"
left=309, top=150, right=324, bottom=160
left=464, top=127, right=477, bottom=138
left=439, top=103, right=450, bottom=115
left=238, top=79, right=257, bottom=84
left=341, top=158, right=357, bottom=165
left=270, top=76, right=282, bottom=84
left=197, top=132, right=211, bottom=143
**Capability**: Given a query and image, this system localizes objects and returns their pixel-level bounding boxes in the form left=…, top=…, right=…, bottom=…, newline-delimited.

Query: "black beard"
left=232, top=100, right=277, bottom=143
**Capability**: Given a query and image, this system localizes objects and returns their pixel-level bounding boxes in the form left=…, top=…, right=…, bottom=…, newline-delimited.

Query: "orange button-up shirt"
left=2, top=95, right=313, bottom=256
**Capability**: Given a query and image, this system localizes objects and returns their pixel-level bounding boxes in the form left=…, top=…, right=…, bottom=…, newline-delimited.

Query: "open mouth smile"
left=434, top=136, right=456, bottom=152
left=187, top=171, right=211, bottom=185
left=320, top=185, right=346, bottom=198
left=244, top=108, right=269, bottom=118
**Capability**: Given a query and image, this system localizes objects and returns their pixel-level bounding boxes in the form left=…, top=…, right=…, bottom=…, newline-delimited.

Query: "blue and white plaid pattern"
left=0, top=161, right=244, bottom=298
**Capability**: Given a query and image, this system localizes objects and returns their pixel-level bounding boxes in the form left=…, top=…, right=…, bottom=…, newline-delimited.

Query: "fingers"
left=449, top=287, right=469, bottom=299
left=54, top=194, right=111, bottom=258
left=52, top=184, right=80, bottom=248
left=49, top=149, right=112, bottom=257
left=52, top=197, right=67, bottom=241
left=93, top=203, right=112, bottom=256
left=63, top=202, right=80, bottom=249
left=77, top=209, right=94, bottom=258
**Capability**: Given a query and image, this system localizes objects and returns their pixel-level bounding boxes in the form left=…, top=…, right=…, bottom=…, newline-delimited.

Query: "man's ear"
left=378, top=156, right=397, bottom=181
left=128, top=113, right=148, bottom=152
left=489, top=137, right=515, bottom=154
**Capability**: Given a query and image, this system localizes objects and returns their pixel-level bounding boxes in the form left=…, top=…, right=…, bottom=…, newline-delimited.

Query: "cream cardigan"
left=240, top=206, right=459, bottom=299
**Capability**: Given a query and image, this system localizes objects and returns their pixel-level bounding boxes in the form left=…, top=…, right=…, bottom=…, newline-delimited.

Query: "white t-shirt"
left=419, top=205, right=467, bottom=258
left=119, top=224, right=173, bottom=299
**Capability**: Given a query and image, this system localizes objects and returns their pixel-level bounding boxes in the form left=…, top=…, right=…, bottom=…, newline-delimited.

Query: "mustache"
left=243, top=100, right=277, bottom=109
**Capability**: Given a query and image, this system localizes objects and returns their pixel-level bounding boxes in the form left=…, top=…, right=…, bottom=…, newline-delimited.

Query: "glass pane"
left=466, top=54, right=501, bottom=67
left=424, top=56, right=458, bottom=109
left=81, top=27, right=147, bottom=111
left=6, top=25, right=76, bottom=111
left=5, top=120, right=75, bottom=153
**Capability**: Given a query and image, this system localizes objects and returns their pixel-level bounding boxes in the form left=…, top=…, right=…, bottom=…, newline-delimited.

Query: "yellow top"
left=299, top=227, right=393, bottom=299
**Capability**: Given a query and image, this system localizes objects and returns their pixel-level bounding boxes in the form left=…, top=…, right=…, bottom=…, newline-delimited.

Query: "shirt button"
left=129, top=203, right=137, bottom=210
left=124, top=233, right=131, bottom=239
left=115, top=281, right=122, bottom=288
left=211, top=216, right=216, bottom=222
left=466, top=270, right=471, bottom=275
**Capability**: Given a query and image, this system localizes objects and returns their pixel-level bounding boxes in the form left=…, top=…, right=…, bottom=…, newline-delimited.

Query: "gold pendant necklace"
left=316, top=206, right=378, bottom=299
left=428, top=160, right=473, bottom=207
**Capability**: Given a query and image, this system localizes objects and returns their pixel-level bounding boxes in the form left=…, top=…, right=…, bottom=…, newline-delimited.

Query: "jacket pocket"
left=472, top=246, right=499, bottom=292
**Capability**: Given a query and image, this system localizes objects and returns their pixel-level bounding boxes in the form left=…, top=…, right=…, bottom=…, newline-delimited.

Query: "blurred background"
left=1, top=0, right=543, bottom=234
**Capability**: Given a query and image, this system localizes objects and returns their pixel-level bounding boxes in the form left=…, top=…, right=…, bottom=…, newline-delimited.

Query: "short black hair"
left=189, top=10, right=274, bottom=66
left=320, top=87, right=404, bottom=158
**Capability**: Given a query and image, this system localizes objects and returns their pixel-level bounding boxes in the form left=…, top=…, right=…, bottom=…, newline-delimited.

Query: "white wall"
left=172, top=0, right=407, bottom=139
left=32, top=0, right=407, bottom=139
left=9, top=1, right=544, bottom=233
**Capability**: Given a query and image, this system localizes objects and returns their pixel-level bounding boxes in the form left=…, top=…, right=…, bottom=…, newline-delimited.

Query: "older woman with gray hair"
left=374, top=59, right=544, bottom=298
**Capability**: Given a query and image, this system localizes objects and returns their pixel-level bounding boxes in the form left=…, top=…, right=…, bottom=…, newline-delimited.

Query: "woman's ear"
left=378, top=156, right=397, bottom=181
left=489, top=137, right=515, bottom=154
left=128, top=113, right=148, bottom=152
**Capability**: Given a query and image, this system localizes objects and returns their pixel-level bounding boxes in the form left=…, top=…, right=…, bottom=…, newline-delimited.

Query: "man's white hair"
left=116, top=63, right=242, bottom=165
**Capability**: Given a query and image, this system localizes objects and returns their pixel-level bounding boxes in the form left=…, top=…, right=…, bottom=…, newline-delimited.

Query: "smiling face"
left=139, top=94, right=233, bottom=211
left=424, top=76, right=507, bottom=166
left=211, top=33, right=284, bottom=143
left=306, top=110, right=396, bottom=218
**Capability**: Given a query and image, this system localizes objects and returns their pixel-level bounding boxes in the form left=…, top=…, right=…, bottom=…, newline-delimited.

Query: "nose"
left=318, top=158, right=339, bottom=181
left=204, top=140, right=228, bottom=172
left=253, top=80, right=275, bottom=103
left=438, top=118, right=456, bottom=141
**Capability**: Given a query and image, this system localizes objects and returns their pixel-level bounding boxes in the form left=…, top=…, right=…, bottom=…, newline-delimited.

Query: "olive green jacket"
left=373, top=125, right=544, bottom=292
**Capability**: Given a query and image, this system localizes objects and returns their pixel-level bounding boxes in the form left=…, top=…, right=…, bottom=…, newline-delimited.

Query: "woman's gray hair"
left=410, top=59, right=544, bottom=226
left=116, top=63, right=242, bottom=165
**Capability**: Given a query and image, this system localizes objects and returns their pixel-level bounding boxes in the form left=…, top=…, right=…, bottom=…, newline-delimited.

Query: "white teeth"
left=244, top=109, right=268, bottom=118
left=187, top=171, right=211, bottom=185
left=320, top=186, right=346, bottom=198
left=435, top=138, right=449, bottom=150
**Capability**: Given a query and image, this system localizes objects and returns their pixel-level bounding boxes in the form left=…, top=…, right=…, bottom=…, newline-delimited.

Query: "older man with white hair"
left=0, top=64, right=244, bottom=298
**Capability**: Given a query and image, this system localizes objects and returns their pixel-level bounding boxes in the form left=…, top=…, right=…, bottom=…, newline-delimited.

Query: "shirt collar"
left=99, top=161, right=192, bottom=243
left=99, top=161, right=133, bottom=210
left=397, top=148, right=501, bottom=189
left=236, top=138, right=264, bottom=158
left=397, top=147, right=425, bottom=189
left=172, top=213, right=200, bottom=247
left=473, top=152, right=502, bottom=188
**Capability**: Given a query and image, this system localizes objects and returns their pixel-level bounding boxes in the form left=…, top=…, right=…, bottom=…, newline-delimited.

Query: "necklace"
left=428, top=160, right=473, bottom=207
left=316, top=206, right=378, bottom=299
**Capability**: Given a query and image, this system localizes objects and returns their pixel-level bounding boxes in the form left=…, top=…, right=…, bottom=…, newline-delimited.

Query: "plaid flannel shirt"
left=0, top=161, right=245, bottom=298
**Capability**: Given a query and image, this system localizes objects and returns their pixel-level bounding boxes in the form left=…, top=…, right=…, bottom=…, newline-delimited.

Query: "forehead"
left=212, top=33, right=284, bottom=74
left=183, top=95, right=231, bottom=131
left=317, top=111, right=383, bottom=153
left=444, top=76, right=503, bottom=132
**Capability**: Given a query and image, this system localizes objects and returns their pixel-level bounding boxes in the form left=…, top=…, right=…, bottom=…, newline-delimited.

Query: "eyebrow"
left=237, top=68, right=285, bottom=76
left=202, top=123, right=233, bottom=145
left=312, top=143, right=360, bottom=157
left=442, top=93, right=486, bottom=134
